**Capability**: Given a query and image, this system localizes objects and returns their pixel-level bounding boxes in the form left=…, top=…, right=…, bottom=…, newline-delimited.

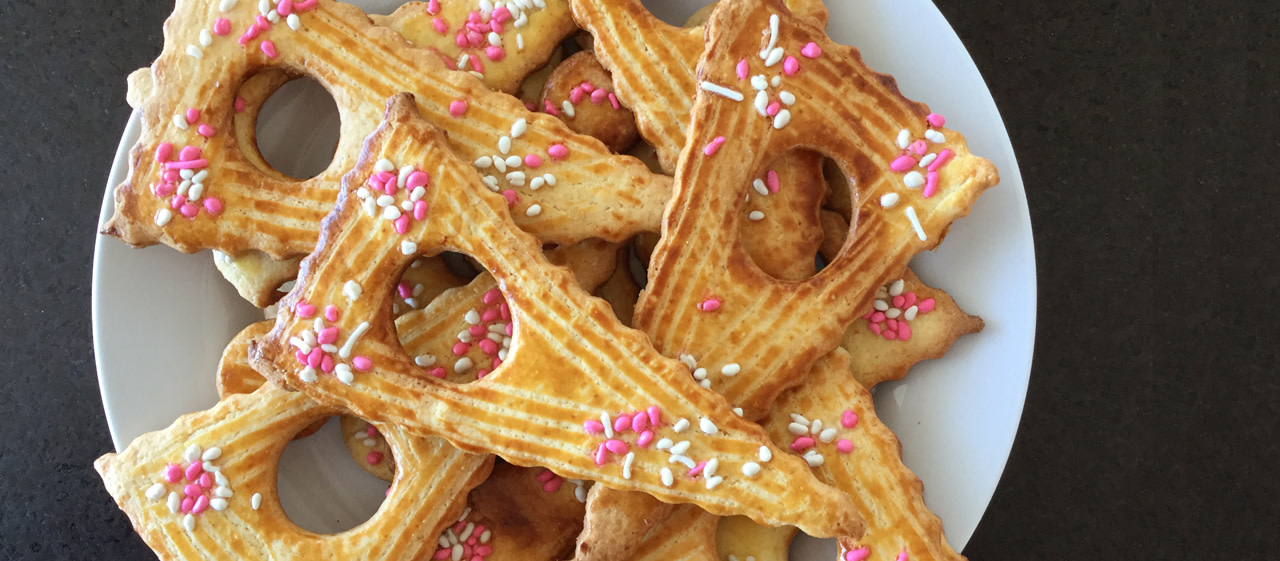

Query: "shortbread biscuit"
left=249, top=95, right=861, bottom=538
left=540, top=51, right=639, bottom=152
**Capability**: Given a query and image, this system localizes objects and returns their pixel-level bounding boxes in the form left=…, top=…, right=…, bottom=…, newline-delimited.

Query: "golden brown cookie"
left=540, top=51, right=640, bottom=152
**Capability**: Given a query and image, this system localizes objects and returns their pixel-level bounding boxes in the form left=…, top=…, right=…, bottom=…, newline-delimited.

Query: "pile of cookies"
left=95, top=0, right=998, bottom=560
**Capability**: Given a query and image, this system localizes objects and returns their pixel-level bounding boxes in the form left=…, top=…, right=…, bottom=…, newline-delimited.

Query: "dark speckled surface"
left=1, top=0, right=1278, bottom=559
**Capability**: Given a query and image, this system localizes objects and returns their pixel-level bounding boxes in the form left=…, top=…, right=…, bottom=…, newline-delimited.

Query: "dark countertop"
left=1, top=0, right=1277, bottom=559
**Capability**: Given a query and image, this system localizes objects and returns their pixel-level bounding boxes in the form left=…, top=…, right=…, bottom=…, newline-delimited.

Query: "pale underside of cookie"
left=249, top=96, right=860, bottom=538
left=103, top=0, right=668, bottom=260
left=97, top=327, right=493, bottom=561
left=716, top=515, right=796, bottom=561
left=540, top=50, right=639, bottom=153
left=761, top=349, right=964, bottom=561
left=372, top=0, right=578, bottom=95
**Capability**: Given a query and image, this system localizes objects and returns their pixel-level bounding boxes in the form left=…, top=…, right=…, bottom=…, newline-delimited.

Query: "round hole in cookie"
left=642, top=0, right=713, bottom=27
left=276, top=417, right=388, bottom=533
left=255, top=76, right=341, bottom=180
left=736, top=150, right=829, bottom=282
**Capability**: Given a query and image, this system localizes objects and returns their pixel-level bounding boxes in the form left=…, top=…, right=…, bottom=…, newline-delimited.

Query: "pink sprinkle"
left=469, top=325, right=487, bottom=337
left=469, top=55, right=484, bottom=73
left=579, top=82, right=595, bottom=93
left=636, top=430, right=654, bottom=447
left=869, top=323, right=882, bottom=335
left=197, top=124, right=215, bottom=138
left=203, top=197, right=223, bottom=216
left=352, top=356, right=372, bottom=371
left=180, top=203, right=199, bottom=218
left=452, top=342, right=470, bottom=356
left=766, top=101, right=781, bottom=116
left=501, top=189, right=518, bottom=207
left=883, top=329, right=897, bottom=341
left=605, top=439, right=629, bottom=454
left=923, top=171, right=940, bottom=198
left=790, top=436, right=815, bottom=451
left=483, top=288, right=502, bottom=305
left=476, top=546, right=494, bottom=557
left=525, top=101, right=536, bottom=111
left=928, top=149, right=954, bottom=172
left=394, top=214, right=411, bottom=234
left=455, top=32, right=469, bottom=48
left=491, top=357, right=502, bottom=369
left=897, top=551, right=909, bottom=561
left=306, top=348, right=323, bottom=369
left=384, top=179, right=398, bottom=197
left=590, top=89, right=608, bottom=105
left=170, top=195, right=185, bottom=210
left=178, top=146, right=202, bottom=161
left=180, top=497, right=195, bottom=513
left=927, top=113, right=946, bottom=127
left=317, top=326, right=338, bottom=345
left=688, top=461, right=706, bottom=476
left=899, top=323, right=912, bottom=341
left=163, top=463, right=182, bottom=483
left=165, top=159, right=208, bottom=170
left=547, top=144, right=569, bottom=160
left=845, top=547, right=871, bottom=561
left=199, top=473, right=213, bottom=488
left=736, top=58, right=749, bottom=79
left=903, top=292, right=917, bottom=308
left=277, top=0, right=293, bottom=16
left=448, top=100, right=467, bottom=118
left=543, top=101, right=559, bottom=116
left=152, top=182, right=171, bottom=196
left=570, top=87, right=586, bottom=105
left=646, top=406, right=661, bottom=426
left=837, top=439, right=854, bottom=453
left=890, top=155, right=917, bottom=173
left=594, top=443, right=608, bottom=465
left=426, top=0, right=440, bottom=14
left=478, top=339, right=499, bottom=355
left=536, top=469, right=555, bottom=482
left=434, top=549, right=451, bottom=560
left=892, top=295, right=906, bottom=308
left=233, top=96, right=246, bottom=112
left=800, top=42, right=822, bottom=58
left=501, top=305, right=510, bottom=322
left=213, top=17, right=231, bottom=36
left=480, top=309, right=500, bottom=323
left=607, top=93, right=620, bottom=110
left=523, top=154, right=543, bottom=168
left=295, top=349, right=308, bottom=364
left=163, top=169, right=180, bottom=182
left=366, top=425, right=377, bottom=438
left=886, top=318, right=898, bottom=331
left=256, top=14, right=271, bottom=28
left=238, top=24, right=259, bottom=45
left=184, top=483, right=203, bottom=498
left=366, top=451, right=384, bottom=465
left=869, top=311, right=885, bottom=323
left=631, top=413, right=649, bottom=432
left=698, top=298, right=721, bottom=312
left=910, top=140, right=928, bottom=155
left=295, top=302, right=316, bottom=318
left=613, top=414, right=632, bottom=433
left=584, top=420, right=605, bottom=435
left=841, top=410, right=858, bottom=428
left=543, top=478, right=562, bottom=493
left=261, top=40, right=278, bottom=58
left=155, top=142, right=173, bottom=162
left=185, top=108, right=200, bottom=124
left=432, top=17, right=448, bottom=34
left=467, top=11, right=482, bottom=24
left=918, top=298, right=936, bottom=313
left=765, top=170, right=780, bottom=192
left=192, top=495, right=210, bottom=514
left=703, top=136, right=726, bottom=156
left=397, top=282, right=413, bottom=298
left=375, top=171, right=395, bottom=185
left=783, top=55, right=800, bottom=76
left=485, top=45, right=506, bottom=61
left=406, top=171, right=429, bottom=189
left=492, top=6, right=511, bottom=23
left=428, top=367, right=447, bottom=378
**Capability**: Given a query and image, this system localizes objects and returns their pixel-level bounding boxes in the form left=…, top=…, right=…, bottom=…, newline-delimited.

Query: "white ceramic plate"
left=94, top=0, right=1034, bottom=554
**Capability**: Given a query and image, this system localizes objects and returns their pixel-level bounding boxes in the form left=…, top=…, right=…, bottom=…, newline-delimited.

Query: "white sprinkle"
left=510, top=118, right=528, bottom=139
left=166, top=491, right=181, bottom=513
left=410, top=186, right=426, bottom=201
left=622, top=452, right=636, bottom=479
left=474, top=156, right=493, bottom=169
left=904, top=171, right=925, bottom=188
left=779, top=91, right=795, bottom=105
left=497, top=349, right=508, bottom=360
left=656, top=438, right=673, bottom=450
left=482, top=176, right=499, bottom=191
left=771, top=75, right=781, bottom=87
left=460, top=522, right=475, bottom=542
left=733, top=407, right=743, bottom=416
left=880, top=193, right=900, bottom=208
left=183, top=513, right=196, bottom=532
left=699, top=379, right=711, bottom=388
left=811, top=419, right=823, bottom=433
left=699, top=418, right=718, bottom=435
left=257, top=0, right=270, bottom=15
left=452, top=544, right=464, bottom=561
left=184, top=445, right=202, bottom=463
left=218, top=0, right=238, bottom=11
left=480, top=529, right=492, bottom=543
left=542, top=173, right=556, bottom=186
left=336, top=368, right=354, bottom=385
left=343, top=280, right=363, bottom=302
left=457, top=330, right=474, bottom=344
left=760, top=13, right=779, bottom=58
left=214, top=471, right=228, bottom=487
left=890, top=279, right=906, bottom=296
left=376, top=195, right=395, bottom=208
left=742, top=462, right=761, bottom=477
left=904, top=206, right=928, bottom=241
left=202, top=447, right=222, bottom=461
left=660, top=467, right=674, bottom=487
left=721, top=363, right=740, bottom=376
left=692, top=367, right=708, bottom=381
left=788, top=422, right=809, bottom=435
left=804, top=451, right=825, bottom=467
left=362, top=197, right=377, bottom=217
left=561, top=100, right=575, bottom=118
left=187, top=183, right=204, bottom=200
left=337, top=322, right=370, bottom=360
left=267, top=10, right=280, bottom=23
left=873, top=299, right=889, bottom=312
left=673, top=418, right=690, bottom=433
left=700, top=81, right=744, bottom=102
left=705, top=475, right=724, bottom=489
left=750, top=179, right=769, bottom=196
left=362, top=438, right=376, bottom=447
left=748, top=210, right=766, bottom=222
left=488, top=323, right=507, bottom=334
left=176, top=179, right=191, bottom=197
left=601, top=413, right=614, bottom=438
left=172, top=113, right=188, bottom=130
left=505, top=155, right=522, bottom=168
left=145, top=483, right=166, bottom=501
left=287, top=13, right=301, bottom=30
left=210, top=498, right=228, bottom=511
left=401, top=240, right=419, bottom=255
left=704, top=458, right=719, bottom=478
left=414, top=354, right=437, bottom=367
left=439, top=536, right=451, bottom=549
left=488, top=31, right=502, bottom=46
left=382, top=205, right=402, bottom=221
left=215, top=485, right=233, bottom=498
left=506, top=171, right=526, bottom=186
left=772, top=109, right=791, bottom=129
left=669, top=440, right=691, bottom=455
left=493, top=155, right=508, bottom=173
left=299, top=367, right=318, bottom=383
left=454, top=357, right=474, bottom=372
left=375, top=159, right=395, bottom=172
left=498, top=135, right=512, bottom=155
left=457, top=53, right=471, bottom=72
left=154, top=209, right=172, bottom=227
left=758, top=446, right=772, bottom=462
left=925, top=129, right=946, bottom=144
left=670, top=455, right=696, bottom=469
left=919, top=153, right=938, bottom=168
left=300, top=330, right=316, bottom=348
left=764, top=47, right=784, bottom=67
left=679, top=354, right=697, bottom=370
left=574, top=485, right=587, bottom=502
left=479, top=0, right=493, bottom=12
left=897, top=129, right=911, bottom=149
left=819, top=428, right=838, bottom=443
left=517, top=33, right=524, bottom=50
left=886, top=308, right=902, bottom=319
left=400, top=199, right=413, bottom=212
left=525, top=204, right=542, bottom=217
left=397, top=165, right=414, bottom=189
left=464, top=310, right=481, bottom=325
left=186, top=45, right=203, bottom=59
left=753, top=91, right=770, bottom=117
left=248, top=492, right=262, bottom=511
left=199, top=29, right=212, bottom=47
left=528, top=176, right=545, bottom=191
left=321, top=342, right=338, bottom=354
left=904, top=305, right=919, bottom=321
